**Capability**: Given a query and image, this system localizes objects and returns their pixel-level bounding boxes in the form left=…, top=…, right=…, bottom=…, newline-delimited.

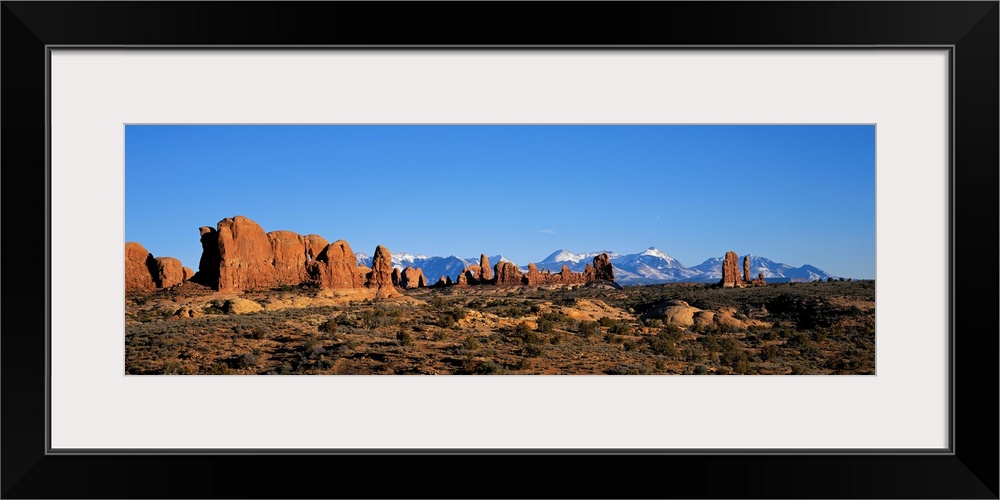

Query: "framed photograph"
left=3, top=2, right=996, bottom=498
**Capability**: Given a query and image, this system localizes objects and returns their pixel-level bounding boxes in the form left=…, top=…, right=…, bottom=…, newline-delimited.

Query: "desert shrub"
left=318, top=359, right=334, bottom=369
left=461, top=335, right=480, bottom=351
left=683, top=348, right=704, bottom=362
left=609, top=321, right=632, bottom=335
left=693, top=365, right=709, bottom=375
left=318, top=319, right=338, bottom=335
left=646, top=332, right=678, bottom=357
left=522, top=329, right=543, bottom=345
left=698, top=336, right=720, bottom=352
left=606, top=363, right=651, bottom=375
left=436, top=313, right=456, bottom=329
left=238, top=352, right=258, bottom=369
left=759, top=345, right=779, bottom=361
left=811, top=329, right=828, bottom=343
left=206, top=362, right=230, bottom=375
left=786, top=332, right=810, bottom=349
left=523, top=343, right=544, bottom=357
left=730, top=351, right=751, bottom=374
left=278, top=363, right=293, bottom=375
left=514, top=321, right=532, bottom=337
left=336, top=312, right=358, bottom=326
left=576, top=321, right=600, bottom=338
left=623, top=340, right=638, bottom=352
left=162, top=359, right=186, bottom=375
left=432, top=330, right=449, bottom=341
left=598, top=316, right=616, bottom=328
left=396, top=330, right=412, bottom=346
left=536, top=318, right=555, bottom=334
left=475, top=360, right=505, bottom=375
left=360, top=308, right=401, bottom=329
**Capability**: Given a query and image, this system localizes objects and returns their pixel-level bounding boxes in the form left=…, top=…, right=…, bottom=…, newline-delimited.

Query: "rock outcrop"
left=583, top=253, right=615, bottom=282
left=719, top=251, right=742, bottom=288
left=216, top=216, right=277, bottom=292
left=718, top=251, right=766, bottom=288
left=192, top=226, right=220, bottom=288
left=125, top=242, right=158, bottom=292
left=192, top=216, right=387, bottom=295
left=154, top=257, right=185, bottom=288
left=125, top=242, right=190, bottom=293
left=301, top=234, right=329, bottom=262
left=391, top=268, right=402, bottom=286
left=307, top=240, right=366, bottom=289
left=268, top=230, right=310, bottom=286
left=493, top=261, right=524, bottom=286
left=434, top=275, right=453, bottom=287
left=479, top=254, right=493, bottom=281
left=182, top=267, right=195, bottom=282
left=523, top=254, right=613, bottom=286
left=400, top=267, right=427, bottom=289
left=366, top=245, right=400, bottom=298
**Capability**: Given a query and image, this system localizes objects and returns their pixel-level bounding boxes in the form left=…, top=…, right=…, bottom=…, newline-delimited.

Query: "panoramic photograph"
left=124, top=125, right=875, bottom=375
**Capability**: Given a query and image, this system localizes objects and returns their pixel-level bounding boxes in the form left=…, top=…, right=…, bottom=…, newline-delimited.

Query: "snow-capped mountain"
left=531, top=249, right=619, bottom=272
left=689, top=255, right=834, bottom=283
left=354, top=252, right=508, bottom=284
left=356, top=248, right=835, bottom=285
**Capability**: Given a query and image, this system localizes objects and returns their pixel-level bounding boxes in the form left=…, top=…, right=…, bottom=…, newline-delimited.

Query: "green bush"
left=396, top=330, right=412, bottom=346
left=318, top=319, right=338, bottom=335
left=577, top=321, right=600, bottom=338
left=536, top=318, right=555, bottom=334
left=646, top=332, right=678, bottom=357
left=461, top=335, right=480, bottom=351
left=238, top=352, right=258, bottom=369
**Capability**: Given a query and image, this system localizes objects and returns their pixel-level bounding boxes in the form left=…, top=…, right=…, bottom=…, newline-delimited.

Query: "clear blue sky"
left=125, top=125, right=875, bottom=278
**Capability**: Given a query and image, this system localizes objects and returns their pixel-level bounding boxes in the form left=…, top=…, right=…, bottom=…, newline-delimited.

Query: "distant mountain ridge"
left=356, top=247, right=836, bottom=285
left=355, top=252, right=510, bottom=284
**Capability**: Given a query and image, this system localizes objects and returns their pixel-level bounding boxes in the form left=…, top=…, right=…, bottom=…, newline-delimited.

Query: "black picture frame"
left=2, top=2, right=996, bottom=498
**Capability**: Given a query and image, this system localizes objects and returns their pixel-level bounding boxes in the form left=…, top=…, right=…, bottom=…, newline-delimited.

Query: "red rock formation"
left=308, top=240, right=366, bottom=289
left=182, top=267, right=195, bottom=282
left=391, top=268, right=402, bottom=286
left=434, top=275, right=453, bottom=287
left=268, top=230, right=309, bottom=285
left=524, top=263, right=540, bottom=284
left=366, top=245, right=400, bottom=298
left=458, top=265, right=480, bottom=284
left=479, top=254, right=492, bottom=281
left=592, top=253, right=615, bottom=282
left=216, top=216, right=278, bottom=292
left=743, top=256, right=751, bottom=283
left=154, top=257, right=185, bottom=288
left=493, top=261, right=524, bottom=286
left=581, top=253, right=616, bottom=283
left=751, top=272, right=767, bottom=287
left=125, top=242, right=157, bottom=292
left=401, top=267, right=427, bottom=289
left=192, top=226, right=220, bottom=288
left=125, top=242, right=191, bottom=292
left=301, top=234, right=329, bottom=262
left=719, top=251, right=741, bottom=288
left=558, top=265, right=586, bottom=284
left=455, top=272, right=469, bottom=286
